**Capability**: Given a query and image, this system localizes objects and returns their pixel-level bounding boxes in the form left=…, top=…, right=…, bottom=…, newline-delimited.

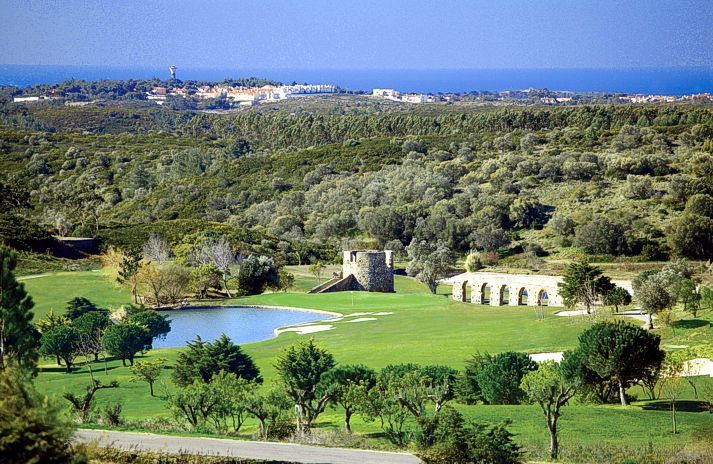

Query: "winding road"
left=75, top=429, right=421, bottom=464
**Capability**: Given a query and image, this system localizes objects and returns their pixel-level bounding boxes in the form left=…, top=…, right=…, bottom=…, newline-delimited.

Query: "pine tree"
left=0, top=246, right=39, bottom=371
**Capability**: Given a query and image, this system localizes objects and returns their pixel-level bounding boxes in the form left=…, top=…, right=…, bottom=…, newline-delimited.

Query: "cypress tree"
left=0, top=246, right=39, bottom=371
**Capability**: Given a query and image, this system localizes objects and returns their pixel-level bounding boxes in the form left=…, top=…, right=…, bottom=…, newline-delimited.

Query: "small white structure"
left=13, top=96, right=51, bottom=103
left=401, top=93, right=434, bottom=103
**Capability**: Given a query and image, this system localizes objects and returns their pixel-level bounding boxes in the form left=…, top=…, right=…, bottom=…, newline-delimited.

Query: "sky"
left=1, top=0, right=712, bottom=70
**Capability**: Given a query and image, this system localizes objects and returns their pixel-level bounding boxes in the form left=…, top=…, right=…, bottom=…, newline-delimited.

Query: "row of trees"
left=161, top=319, right=688, bottom=462
left=109, top=233, right=292, bottom=306
left=556, top=259, right=711, bottom=330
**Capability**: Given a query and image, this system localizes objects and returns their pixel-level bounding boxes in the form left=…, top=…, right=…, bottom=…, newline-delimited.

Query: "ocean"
left=1, top=64, right=712, bottom=95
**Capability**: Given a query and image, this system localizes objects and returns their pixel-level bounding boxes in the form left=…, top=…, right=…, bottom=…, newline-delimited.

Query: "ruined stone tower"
left=309, top=250, right=395, bottom=293
left=342, top=250, right=394, bottom=292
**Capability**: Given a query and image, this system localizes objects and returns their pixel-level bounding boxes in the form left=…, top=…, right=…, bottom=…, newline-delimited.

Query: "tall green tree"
left=102, top=323, right=148, bottom=366
left=575, top=321, right=664, bottom=406
left=603, top=286, right=632, bottom=313
left=39, top=326, right=80, bottom=373
left=476, top=352, right=536, bottom=405
left=173, top=334, right=261, bottom=387
left=128, top=309, right=171, bottom=349
left=275, top=338, right=336, bottom=433
left=558, top=261, right=613, bottom=314
left=321, top=364, right=376, bottom=433
left=0, top=246, right=39, bottom=371
left=0, top=368, right=80, bottom=463
left=73, top=311, right=109, bottom=361
left=64, top=297, right=103, bottom=320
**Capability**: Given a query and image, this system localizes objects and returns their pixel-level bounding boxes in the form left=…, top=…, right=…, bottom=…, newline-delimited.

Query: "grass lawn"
left=27, top=267, right=713, bottom=454
left=21, top=269, right=132, bottom=320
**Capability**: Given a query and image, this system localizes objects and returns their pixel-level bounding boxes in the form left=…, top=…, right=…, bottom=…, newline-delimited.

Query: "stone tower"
left=342, top=250, right=394, bottom=292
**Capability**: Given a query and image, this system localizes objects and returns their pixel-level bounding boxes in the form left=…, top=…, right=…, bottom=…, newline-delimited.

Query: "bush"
left=103, top=402, right=123, bottom=426
left=0, top=368, right=82, bottom=464
left=464, top=252, right=483, bottom=272
left=84, top=447, right=293, bottom=463
left=172, top=334, right=261, bottom=387
left=236, top=255, right=280, bottom=295
left=418, top=407, right=522, bottom=464
left=575, top=216, right=629, bottom=255
left=684, top=193, right=713, bottom=218
left=456, top=352, right=491, bottom=404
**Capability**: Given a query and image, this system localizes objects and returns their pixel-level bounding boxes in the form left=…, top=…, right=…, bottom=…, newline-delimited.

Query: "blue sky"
left=1, top=0, right=711, bottom=69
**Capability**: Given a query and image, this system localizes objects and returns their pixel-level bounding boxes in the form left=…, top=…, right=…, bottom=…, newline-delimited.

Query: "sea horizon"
left=1, top=63, right=712, bottom=95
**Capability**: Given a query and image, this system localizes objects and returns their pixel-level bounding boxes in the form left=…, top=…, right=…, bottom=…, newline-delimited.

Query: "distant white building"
left=13, top=96, right=51, bottom=103
left=373, top=88, right=400, bottom=98
left=402, top=93, right=434, bottom=103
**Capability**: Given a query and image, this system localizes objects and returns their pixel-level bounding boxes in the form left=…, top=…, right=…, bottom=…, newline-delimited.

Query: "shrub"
left=0, top=368, right=81, bottom=464
left=173, top=334, right=261, bottom=387
left=464, top=252, right=483, bottom=272
left=236, top=255, right=280, bottom=295
left=418, top=407, right=522, bottom=464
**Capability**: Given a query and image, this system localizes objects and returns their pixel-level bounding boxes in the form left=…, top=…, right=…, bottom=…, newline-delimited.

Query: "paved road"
left=75, top=429, right=421, bottom=464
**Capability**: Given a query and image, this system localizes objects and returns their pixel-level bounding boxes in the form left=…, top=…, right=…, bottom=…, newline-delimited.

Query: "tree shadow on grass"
left=673, top=319, right=710, bottom=329
left=41, top=364, right=123, bottom=374
left=39, top=366, right=75, bottom=374
left=641, top=400, right=709, bottom=413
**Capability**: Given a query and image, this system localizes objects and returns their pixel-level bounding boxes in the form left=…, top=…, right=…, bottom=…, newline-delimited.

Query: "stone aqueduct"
left=450, top=272, right=634, bottom=307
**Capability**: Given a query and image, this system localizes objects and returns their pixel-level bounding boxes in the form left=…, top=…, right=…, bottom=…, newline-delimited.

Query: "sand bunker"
left=343, top=312, right=373, bottom=317
left=372, top=312, right=393, bottom=316
left=345, top=317, right=377, bottom=323
left=275, top=324, right=334, bottom=335
left=682, top=358, right=713, bottom=377
left=529, top=352, right=564, bottom=363
left=555, top=309, right=589, bottom=317
left=555, top=309, right=656, bottom=324
left=526, top=352, right=711, bottom=377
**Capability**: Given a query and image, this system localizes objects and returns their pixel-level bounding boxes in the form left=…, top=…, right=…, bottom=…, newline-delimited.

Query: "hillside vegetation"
left=2, top=103, right=712, bottom=267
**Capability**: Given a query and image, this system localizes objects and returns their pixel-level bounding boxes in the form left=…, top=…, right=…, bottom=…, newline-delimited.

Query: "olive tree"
left=633, top=271, right=678, bottom=330
left=406, top=239, right=455, bottom=294
left=521, top=361, right=576, bottom=460
left=321, top=364, right=376, bottom=433
left=130, top=358, right=166, bottom=396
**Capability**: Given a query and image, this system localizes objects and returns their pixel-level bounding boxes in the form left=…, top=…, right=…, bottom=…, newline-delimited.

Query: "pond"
left=153, top=306, right=329, bottom=348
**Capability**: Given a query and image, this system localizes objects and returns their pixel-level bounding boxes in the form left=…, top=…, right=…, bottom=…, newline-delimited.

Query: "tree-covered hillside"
left=1, top=103, right=712, bottom=265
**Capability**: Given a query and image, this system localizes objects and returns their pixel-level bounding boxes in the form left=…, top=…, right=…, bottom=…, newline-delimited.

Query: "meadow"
left=24, top=266, right=713, bottom=456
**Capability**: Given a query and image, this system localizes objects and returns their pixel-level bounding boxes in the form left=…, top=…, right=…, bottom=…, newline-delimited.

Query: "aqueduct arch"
left=450, top=271, right=633, bottom=309
left=451, top=272, right=566, bottom=307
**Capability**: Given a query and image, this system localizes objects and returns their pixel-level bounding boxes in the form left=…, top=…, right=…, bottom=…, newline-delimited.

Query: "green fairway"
left=28, top=267, right=713, bottom=453
left=21, top=269, right=132, bottom=320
